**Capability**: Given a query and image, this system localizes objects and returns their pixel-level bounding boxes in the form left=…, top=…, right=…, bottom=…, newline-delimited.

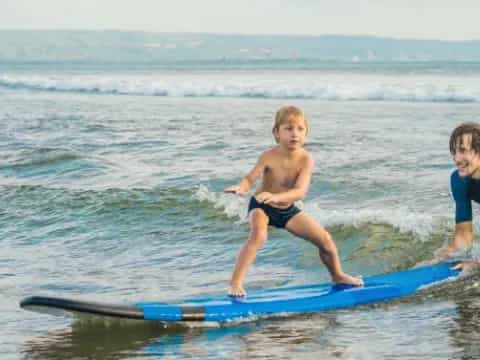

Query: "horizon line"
left=0, top=29, right=479, bottom=43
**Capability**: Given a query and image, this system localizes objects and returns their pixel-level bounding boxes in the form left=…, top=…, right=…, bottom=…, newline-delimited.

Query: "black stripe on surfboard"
left=180, top=306, right=205, bottom=321
left=20, top=296, right=144, bottom=319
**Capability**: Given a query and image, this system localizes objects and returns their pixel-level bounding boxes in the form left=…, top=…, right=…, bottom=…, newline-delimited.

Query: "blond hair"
left=272, top=106, right=308, bottom=143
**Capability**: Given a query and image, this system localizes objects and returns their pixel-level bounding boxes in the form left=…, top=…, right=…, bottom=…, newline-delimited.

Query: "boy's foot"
left=333, top=272, right=364, bottom=287
left=228, top=284, right=246, bottom=297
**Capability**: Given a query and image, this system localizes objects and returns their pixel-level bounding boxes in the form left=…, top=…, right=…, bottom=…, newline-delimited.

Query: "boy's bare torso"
left=255, top=147, right=310, bottom=207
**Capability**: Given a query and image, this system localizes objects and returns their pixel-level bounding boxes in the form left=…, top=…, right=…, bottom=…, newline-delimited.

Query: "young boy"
left=225, top=105, right=363, bottom=296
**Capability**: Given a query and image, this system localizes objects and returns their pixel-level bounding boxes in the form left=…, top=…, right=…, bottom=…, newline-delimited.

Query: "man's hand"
left=452, top=260, right=480, bottom=271
left=434, top=244, right=460, bottom=262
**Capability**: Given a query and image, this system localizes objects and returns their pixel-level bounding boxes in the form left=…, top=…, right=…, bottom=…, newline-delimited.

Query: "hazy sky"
left=2, top=0, right=480, bottom=41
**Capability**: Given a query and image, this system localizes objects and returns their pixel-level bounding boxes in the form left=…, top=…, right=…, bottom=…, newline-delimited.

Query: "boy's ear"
left=272, top=128, right=280, bottom=143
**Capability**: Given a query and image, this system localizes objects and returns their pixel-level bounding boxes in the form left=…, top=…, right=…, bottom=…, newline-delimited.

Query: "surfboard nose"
left=20, top=296, right=145, bottom=319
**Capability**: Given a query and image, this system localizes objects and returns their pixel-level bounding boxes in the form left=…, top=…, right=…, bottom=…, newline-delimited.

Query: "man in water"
left=442, top=122, right=480, bottom=269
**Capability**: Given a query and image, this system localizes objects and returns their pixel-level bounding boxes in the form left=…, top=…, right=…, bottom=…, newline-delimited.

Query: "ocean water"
left=2, top=59, right=480, bottom=359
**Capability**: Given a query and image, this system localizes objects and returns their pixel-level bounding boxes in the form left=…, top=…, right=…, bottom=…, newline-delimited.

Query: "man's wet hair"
left=450, top=122, right=480, bottom=155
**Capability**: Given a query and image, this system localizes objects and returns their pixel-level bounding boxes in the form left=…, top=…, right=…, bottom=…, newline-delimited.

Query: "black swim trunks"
left=248, top=196, right=301, bottom=228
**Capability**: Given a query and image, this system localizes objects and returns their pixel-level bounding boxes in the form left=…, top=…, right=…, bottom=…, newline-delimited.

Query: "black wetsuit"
left=451, top=169, right=480, bottom=223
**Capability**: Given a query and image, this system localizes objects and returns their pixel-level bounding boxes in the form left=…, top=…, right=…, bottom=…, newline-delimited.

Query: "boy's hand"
left=255, top=192, right=281, bottom=205
left=224, top=185, right=245, bottom=194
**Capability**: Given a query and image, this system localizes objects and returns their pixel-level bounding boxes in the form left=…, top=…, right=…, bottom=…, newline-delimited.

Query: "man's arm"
left=452, top=221, right=474, bottom=251
left=442, top=170, right=474, bottom=260
left=449, top=221, right=480, bottom=271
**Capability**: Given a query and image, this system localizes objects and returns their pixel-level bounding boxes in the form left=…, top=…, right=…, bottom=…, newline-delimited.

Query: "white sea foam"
left=1, top=73, right=480, bottom=103
left=305, top=203, right=439, bottom=239
left=193, top=186, right=448, bottom=239
left=194, top=185, right=249, bottom=222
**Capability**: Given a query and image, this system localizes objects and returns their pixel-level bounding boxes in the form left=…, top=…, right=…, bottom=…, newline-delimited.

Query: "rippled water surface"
left=2, top=67, right=480, bottom=359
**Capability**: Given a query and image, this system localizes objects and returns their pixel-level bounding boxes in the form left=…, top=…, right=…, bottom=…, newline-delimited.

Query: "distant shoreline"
left=0, top=30, right=479, bottom=43
left=1, top=31, right=479, bottom=63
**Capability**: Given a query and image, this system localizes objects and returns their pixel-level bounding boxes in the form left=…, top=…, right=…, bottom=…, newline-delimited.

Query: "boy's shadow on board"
left=21, top=316, right=256, bottom=359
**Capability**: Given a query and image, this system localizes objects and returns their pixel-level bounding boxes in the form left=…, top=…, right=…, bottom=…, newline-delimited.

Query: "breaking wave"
left=1, top=74, right=479, bottom=103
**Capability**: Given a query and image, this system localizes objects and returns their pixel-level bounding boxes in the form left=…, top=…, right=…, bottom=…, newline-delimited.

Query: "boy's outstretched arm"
left=224, top=153, right=267, bottom=194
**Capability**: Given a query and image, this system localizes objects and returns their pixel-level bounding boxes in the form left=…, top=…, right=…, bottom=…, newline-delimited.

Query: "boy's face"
left=274, top=115, right=307, bottom=150
left=453, top=133, right=480, bottom=178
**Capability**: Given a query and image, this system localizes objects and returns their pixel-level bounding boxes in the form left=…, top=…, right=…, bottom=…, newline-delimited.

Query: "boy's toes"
left=334, top=273, right=364, bottom=287
left=228, top=286, right=247, bottom=297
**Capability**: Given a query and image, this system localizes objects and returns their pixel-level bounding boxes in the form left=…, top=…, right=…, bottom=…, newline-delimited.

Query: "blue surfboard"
left=20, top=262, right=460, bottom=322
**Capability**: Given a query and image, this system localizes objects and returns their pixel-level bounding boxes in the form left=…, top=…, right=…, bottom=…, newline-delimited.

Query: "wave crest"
left=193, top=186, right=452, bottom=239
left=1, top=74, right=479, bottom=103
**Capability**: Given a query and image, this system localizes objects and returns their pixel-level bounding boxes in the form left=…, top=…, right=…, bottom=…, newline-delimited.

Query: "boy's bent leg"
left=229, top=209, right=269, bottom=296
left=285, top=212, right=363, bottom=286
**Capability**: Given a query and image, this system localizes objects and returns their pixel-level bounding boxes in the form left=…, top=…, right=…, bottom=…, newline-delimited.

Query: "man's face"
left=453, top=133, right=480, bottom=178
